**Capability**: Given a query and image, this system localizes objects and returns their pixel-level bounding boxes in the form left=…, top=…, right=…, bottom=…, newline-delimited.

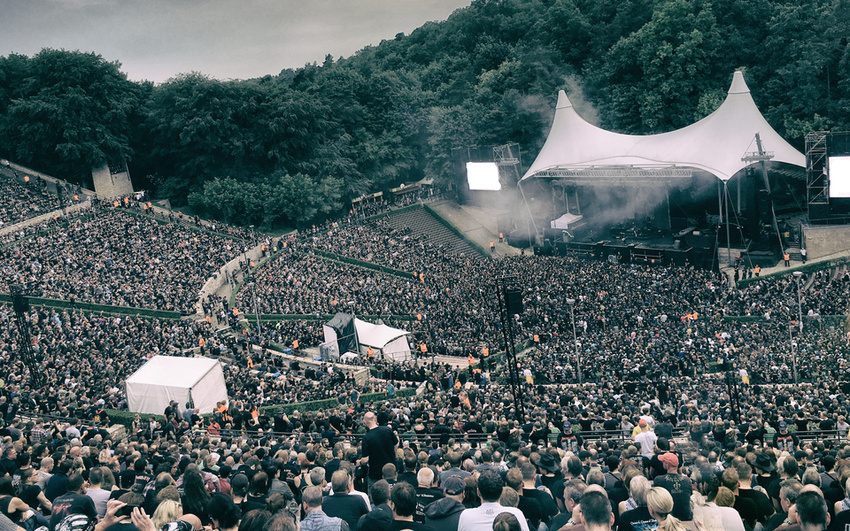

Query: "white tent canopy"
left=355, top=319, right=411, bottom=360
left=125, top=356, right=228, bottom=415
left=323, top=316, right=412, bottom=362
left=522, top=71, right=805, bottom=182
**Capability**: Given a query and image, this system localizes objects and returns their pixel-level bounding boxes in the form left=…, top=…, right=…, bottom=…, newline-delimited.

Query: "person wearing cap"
left=652, top=452, right=693, bottom=522
left=561, top=423, right=583, bottom=454
left=424, top=475, right=465, bottom=531
left=773, top=422, right=799, bottom=453
left=633, top=419, right=657, bottom=462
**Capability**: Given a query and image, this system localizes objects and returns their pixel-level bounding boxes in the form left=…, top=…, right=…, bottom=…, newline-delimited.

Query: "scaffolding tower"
left=806, top=131, right=829, bottom=206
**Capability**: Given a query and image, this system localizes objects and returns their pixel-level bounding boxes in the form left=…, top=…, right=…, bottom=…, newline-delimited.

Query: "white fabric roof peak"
left=522, top=71, right=805, bottom=182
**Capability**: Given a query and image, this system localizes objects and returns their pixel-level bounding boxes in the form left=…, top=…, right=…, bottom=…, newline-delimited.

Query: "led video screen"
left=829, top=156, right=850, bottom=198
left=466, top=162, right=501, bottom=191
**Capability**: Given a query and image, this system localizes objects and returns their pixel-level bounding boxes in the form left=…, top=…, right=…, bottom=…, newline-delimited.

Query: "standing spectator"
left=634, top=420, right=657, bottom=462
left=652, top=453, right=693, bottom=522
left=359, top=412, right=397, bottom=489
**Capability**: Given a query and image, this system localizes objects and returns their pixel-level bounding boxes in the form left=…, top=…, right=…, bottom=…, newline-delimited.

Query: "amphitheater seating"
left=381, top=206, right=485, bottom=259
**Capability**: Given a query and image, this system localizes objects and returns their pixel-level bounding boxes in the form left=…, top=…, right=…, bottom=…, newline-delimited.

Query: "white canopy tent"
left=125, top=356, right=227, bottom=415
left=323, top=316, right=412, bottom=362
left=355, top=319, right=412, bottom=361
left=522, top=71, right=805, bottom=183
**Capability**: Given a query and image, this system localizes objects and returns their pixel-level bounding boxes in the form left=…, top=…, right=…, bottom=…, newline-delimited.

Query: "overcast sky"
left=1, top=0, right=472, bottom=83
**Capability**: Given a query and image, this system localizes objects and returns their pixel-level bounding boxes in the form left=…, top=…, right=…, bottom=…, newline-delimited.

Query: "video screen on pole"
left=829, top=156, right=850, bottom=198
left=466, top=162, right=501, bottom=191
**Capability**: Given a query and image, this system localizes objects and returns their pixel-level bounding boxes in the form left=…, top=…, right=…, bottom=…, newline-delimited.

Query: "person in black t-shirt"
left=358, top=412, right=397, bottom=488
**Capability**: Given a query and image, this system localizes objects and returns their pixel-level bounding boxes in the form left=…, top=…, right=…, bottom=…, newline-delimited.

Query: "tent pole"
left=725, top=183, right=732, bottom=266
left=718, top=180, right=723, bottom=256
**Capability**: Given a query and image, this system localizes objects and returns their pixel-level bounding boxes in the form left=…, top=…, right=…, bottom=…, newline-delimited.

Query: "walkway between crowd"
left=720, top=247, right=850, bottom=287
left=0, top=198, right=92, bottom=237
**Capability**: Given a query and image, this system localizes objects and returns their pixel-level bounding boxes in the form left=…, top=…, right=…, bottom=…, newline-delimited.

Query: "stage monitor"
left=829, top=156, right=850, bottom=198
left=466, top=162, right=501, bottom=191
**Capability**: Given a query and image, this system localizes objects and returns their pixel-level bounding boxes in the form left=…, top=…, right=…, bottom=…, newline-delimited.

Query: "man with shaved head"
left=358, top=411, right=397, bottom=489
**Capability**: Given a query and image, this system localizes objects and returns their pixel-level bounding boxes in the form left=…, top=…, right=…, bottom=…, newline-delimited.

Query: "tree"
left=0, top=49, right=141, bottom=184
left=590, top=0, right=726, bottom=133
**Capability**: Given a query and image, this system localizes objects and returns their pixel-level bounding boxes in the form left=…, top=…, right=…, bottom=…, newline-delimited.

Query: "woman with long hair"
left=181, top=467, right=211, bottom=525
left=647, top=487, right=693, bottom=531
left=18, top=468, right=52, bottom=514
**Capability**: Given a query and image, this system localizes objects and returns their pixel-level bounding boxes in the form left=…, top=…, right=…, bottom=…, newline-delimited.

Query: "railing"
left=16, top=409, right=847, bottom=451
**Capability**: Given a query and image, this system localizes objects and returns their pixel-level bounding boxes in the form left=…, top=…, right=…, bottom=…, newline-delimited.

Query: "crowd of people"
left=0, top=208, right=243, bottom=314
left=232, top=212, right=849, bottom=387
left=0, top=389, right=848, bottom=531
left=0, top=181, right=850, bottom=530
left=0, top=170, right=84, bottom=227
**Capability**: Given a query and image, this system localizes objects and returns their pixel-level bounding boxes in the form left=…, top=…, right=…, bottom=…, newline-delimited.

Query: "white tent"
left=323, top=316, right=412, bottom=362
left=355, top=319, right=412, bottom=361
left=125, top=356, right=227, bottom=415
left=522, top=71, right=805, bottom=182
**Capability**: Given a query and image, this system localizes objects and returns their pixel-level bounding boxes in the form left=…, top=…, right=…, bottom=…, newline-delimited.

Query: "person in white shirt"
left=633, top=419, right=657, bottom=461
left=457, top=470, right=529, bottom=531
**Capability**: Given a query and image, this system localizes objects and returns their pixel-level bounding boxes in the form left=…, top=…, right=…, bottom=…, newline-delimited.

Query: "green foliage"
left=0, top=49, right=141, bottom=184
left=187, top=171, right=344, bottom=229
left=257, top=387, right=417, bottom=416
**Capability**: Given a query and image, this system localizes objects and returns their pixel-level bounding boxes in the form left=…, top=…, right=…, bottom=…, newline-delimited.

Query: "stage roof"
left=522, top=71, right=806, bottom=183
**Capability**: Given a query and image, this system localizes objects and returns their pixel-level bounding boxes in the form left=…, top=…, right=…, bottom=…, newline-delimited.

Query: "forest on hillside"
left=0, top=0, right=848, bottom=229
